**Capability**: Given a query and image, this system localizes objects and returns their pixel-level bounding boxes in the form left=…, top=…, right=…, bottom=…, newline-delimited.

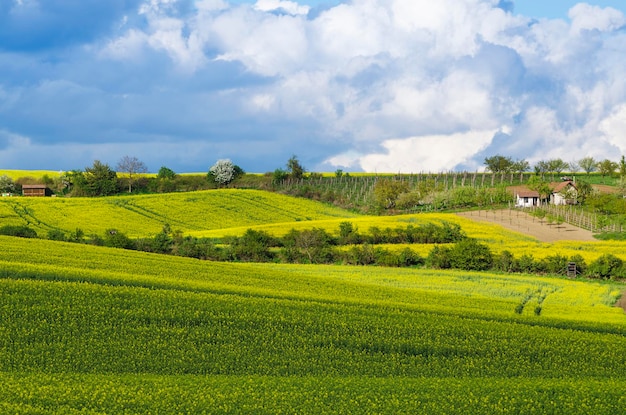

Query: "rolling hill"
left=0, top=236, right=625, bottom=413
left=0, top=189, right=358, bottom=238
left=1, top=187, right=626, bottom=413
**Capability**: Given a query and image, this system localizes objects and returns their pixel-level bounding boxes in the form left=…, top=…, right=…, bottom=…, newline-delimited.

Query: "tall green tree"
left=287, top=155, right=305, bottom=180
left=483, top=155, right=513, bottom=173
left=547, top=158, right=569, bottom=176
left=373, top=179, right=409, bottom=210
left=83, top=160, right=118, bottom=196
left=578, top=156, right=597, bottom=175
left=598, top=159, right=618, bottom=178
left=157, top=166, right=177, bottom=180
left=0, top=175, right=15, bottom=194
left=511, top=159, right=530, bottom=174
left=527, top=175, right=552, bottom=203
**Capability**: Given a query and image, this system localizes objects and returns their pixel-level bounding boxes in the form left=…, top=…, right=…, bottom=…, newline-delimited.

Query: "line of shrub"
left=5, top=221, right=624, bottom=280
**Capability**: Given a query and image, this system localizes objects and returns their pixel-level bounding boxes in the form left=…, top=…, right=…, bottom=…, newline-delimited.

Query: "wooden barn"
left=22, top=184, right=51, bottom=197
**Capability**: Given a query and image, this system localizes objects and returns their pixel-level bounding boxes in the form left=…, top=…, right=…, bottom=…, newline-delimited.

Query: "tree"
left=282, top=228, right=334, bottom=264
left=568, top=159, right=580, bottom=173
left=287, top=155, right=305, bottom=180
left=83, top=160, right=118, bottom=196
left=511, top=159, right=530, bottom=174
left=373, top=179, right=409, bottom=210
left=534, top=160, right=550, bottom=176
left=578, top=156, right=597, bottom=175
left=575, top=180, right=593, bottom=203
left=598, top=159, right=618, bottom=178
left=449, top=238, right=493, bottom=271
left=0, top=175, right=15, bottom=194
left=157, top=166, right=177, bottom=180
left=547, top=158, right=569, bottom=176
left=117, top=156, right=148, bottom=193
left=484, top=155, right=513, bottom=173
left=209, top=159, right=236, bottom=186
left=620, top=156, right=626, bottom=178
left=527, top=175, right=552, bottom=203
left=273, top=168, right=288, bottom=183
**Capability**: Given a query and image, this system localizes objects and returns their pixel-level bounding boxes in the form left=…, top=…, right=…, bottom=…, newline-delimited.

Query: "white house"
left=515, top=189, right=541, bottom=207
left=550, top=181, right=577, bottom=205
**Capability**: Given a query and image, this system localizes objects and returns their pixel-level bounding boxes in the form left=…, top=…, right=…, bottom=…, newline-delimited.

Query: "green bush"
left=103, top=229, right=136, bottom=250
left=542, top=254, right=569, bottom=275
left=494, top=250, right=517, bottom=273
left=449, top=238, right=493, bottom=271
left=0, top=225, right=37, bottom=238
left=586, top=254, right=625, bottom=280
left=226, top=229, right=276, bottom=262
left=426, top=246, right=452, bottom=269
left=47, top=229, right=67, bottom=241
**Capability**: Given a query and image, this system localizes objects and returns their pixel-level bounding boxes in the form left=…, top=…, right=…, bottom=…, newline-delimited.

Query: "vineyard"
left=0, top=236, right=625, bottom=413
left=272, top=171, right=530, bottom=208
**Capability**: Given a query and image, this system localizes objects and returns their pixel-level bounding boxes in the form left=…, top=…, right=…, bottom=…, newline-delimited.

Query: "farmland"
left=0, top=189, right=357, bottom=237
left=1, top=187, right=626, bottom=413
left=1, top=236, right=626, bottom=413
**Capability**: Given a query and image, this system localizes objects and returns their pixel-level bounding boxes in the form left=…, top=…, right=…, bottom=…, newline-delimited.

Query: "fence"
left=529, top=204, right=623, bottom=233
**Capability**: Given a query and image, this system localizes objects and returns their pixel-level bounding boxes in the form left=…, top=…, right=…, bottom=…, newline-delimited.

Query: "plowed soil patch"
left=457, top=209, right=597, bottom=242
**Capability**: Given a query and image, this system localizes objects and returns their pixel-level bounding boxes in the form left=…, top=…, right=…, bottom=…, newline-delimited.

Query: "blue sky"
left=1, top=0, right=626, bottom=173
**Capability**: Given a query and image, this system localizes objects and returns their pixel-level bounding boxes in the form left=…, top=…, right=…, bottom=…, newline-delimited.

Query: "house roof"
left=516, top=190, right=540, bottom=198
left=550, top=180, right=576, bottom=193
left=22, top=184, right=49, bottom=189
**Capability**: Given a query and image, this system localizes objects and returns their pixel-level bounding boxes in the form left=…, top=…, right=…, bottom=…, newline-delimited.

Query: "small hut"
left=22, top=184, right=51, bottom=197
left=515, top=189, right=540, bottom=207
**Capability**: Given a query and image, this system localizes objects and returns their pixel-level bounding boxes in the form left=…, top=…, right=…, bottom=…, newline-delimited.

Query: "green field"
left=0, top=189, right=357, bottom=237
left=1, top=235, right=626, bottom=413
left=1, top=189, right=626, bottom=413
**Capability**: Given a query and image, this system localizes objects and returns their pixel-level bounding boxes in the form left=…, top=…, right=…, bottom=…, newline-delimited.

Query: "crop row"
left=1, top=374, right=625, bottom=414
left=1, top=236, right=623, bottom=324
left=1, top=274, right=625, bottom=378
left=0, top=189, right=357, bottom=237
left=1, top=237, right=625, bottom=412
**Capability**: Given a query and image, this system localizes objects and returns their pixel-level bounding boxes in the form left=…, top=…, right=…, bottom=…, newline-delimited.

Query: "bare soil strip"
left=616, top=294, right=626, bottom=313
left=456, top=209, right=597, bottom=243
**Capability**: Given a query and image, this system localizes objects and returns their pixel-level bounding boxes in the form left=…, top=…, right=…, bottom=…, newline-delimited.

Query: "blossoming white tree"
left=209, top=159, right=236, bottom=186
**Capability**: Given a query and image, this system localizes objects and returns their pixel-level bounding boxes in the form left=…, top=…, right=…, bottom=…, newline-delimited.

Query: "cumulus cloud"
left=569, top=3, right=626, bottom=33
left=1, top=0, right=626, bottom=173
left=253, top=0, right=310, bottom=15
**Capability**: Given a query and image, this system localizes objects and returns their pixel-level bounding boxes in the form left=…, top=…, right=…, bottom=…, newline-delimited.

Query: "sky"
left=1, top=1, right=626, bottom=174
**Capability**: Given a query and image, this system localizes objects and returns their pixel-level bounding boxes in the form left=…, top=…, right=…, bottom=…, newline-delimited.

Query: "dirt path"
left=456, top=209, right=597, bottom=243
left=616, top=294, right=626, bottom=313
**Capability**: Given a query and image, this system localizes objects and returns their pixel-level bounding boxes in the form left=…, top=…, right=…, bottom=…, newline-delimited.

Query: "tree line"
left=2, top=221, right=624, bottom=280
left=483, top=155, right=626, bottom=178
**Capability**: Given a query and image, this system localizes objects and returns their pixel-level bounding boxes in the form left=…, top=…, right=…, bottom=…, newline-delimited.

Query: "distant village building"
left=515, top=189, right=540, bottom=207
left=550, top=180, right=577, bottom=205
left=514, top=180, right=577, bottom=207
left=22, top=184, right=51, bottom=197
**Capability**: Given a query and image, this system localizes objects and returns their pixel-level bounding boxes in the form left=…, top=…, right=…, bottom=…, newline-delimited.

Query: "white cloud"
left=253, top=0, right=309, bottom=16
left=600, top=104, right=626, bottom=153
left=569, top=3, right=626, bottom=33
left=4, top=0, right=626, bottom=173
left=354, top=129, right=496, bottom=173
